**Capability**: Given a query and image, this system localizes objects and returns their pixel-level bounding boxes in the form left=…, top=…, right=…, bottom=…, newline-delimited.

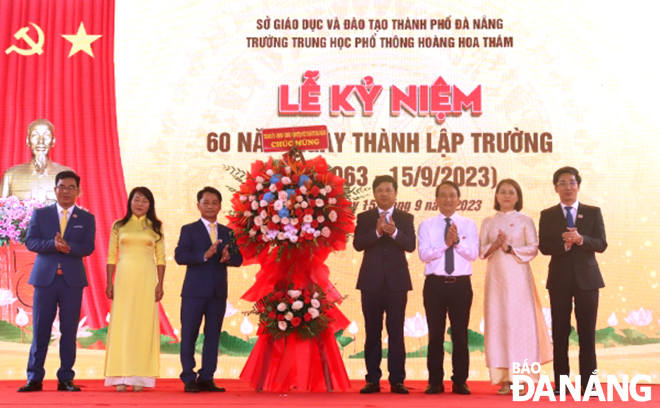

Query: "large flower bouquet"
left=0, top=197, right=43, bottom=247
left=250, top=284, right=337, bottom=340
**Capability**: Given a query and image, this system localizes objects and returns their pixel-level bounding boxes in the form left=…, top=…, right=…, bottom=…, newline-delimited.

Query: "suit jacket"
left=175, top=220, right=243, bottom=300
left=353, top=207, right=415, bottom=291
left=538, top=203, right=607, bottom=291
left=26, top=204, right=96, bottom=288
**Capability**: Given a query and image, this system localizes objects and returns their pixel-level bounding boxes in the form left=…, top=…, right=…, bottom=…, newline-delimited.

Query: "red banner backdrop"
left=0, top=0, right=176, bottom=339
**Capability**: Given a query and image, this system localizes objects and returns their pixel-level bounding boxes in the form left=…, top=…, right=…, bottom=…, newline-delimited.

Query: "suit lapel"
left=49, top=204, right=61, bottom=234
left=553, top=204, right=567, bottom=228
left=197, top=219, right=212, bottom=245
left=575, top=204, right=586, bottom=230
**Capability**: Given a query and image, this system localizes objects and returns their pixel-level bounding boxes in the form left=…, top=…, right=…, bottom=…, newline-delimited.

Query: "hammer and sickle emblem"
left=5, top=23, right=45, bottom=56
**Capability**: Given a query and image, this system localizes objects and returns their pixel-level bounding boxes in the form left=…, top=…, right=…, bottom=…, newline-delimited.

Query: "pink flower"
left=624, top=308, right=653, bottom=326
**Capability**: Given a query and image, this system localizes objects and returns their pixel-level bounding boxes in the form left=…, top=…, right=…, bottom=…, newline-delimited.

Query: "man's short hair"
left=435, top=180, right=461, bottom=198
left=372, top=175, right=398, bottom=192
left=55, top=171, right=80, bottom=188
left=197, top=186, right=222, bottom=203
left=553, top=166, right=581, bottom=186
left=28, top=119, right=55, bottom=135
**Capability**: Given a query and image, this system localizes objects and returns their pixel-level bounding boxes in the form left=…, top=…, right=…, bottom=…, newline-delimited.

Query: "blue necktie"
left=565, top=206, right=575, bottom=228
left=444, top=217, right=454, bottom=274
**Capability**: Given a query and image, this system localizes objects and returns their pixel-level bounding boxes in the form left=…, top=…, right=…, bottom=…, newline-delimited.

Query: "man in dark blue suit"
left=18, top=171, right=96, bottom=392
left=175, top=187, right=242, bottom=393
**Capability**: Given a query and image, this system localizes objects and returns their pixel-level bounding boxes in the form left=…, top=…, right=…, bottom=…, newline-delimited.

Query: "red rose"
left=311, top=220, right=319, bottom=228
left=268, top=221, right=277, bottom=229
left=310, top=186, right=320, bottom=196
left=295, top=208, right=304, bottom=217
left=277, top=314, right=285, bottom=321
left=304, top=297, right=311, bottom=304
left=292, top=175, right=300, bottom=183
left=276, top=182, right=284, bottom=190
left=291, top=317, right=302, bottom=327
left=304, top=208, right=314, bottom=215
left=252, top=224, right=260, bottom=231
left=304, top=313, right=312, bottom=322
left=268, top=312, right=276, bottom=319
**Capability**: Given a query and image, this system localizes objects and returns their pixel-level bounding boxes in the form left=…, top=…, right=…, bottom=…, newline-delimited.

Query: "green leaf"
left=0, top=320, right=32, bottom=343
left=218, top=331, right=257, bottom=356
left=334, top=329, right=354, bottom=348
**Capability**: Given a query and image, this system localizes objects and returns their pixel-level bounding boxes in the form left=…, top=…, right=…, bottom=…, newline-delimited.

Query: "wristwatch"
left=506, top=245, right=512, bottom=254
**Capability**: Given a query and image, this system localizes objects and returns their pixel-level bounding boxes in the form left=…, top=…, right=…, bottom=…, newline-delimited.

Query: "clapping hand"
left=382, top=217, right=397, bottom=236
left=376, top=212, right=387, bottom=236
left=445, top=223, right=458, bottom=247
left=54, top=232, right=71, bottom=254
left=562, top=227, right=582, bottom=247
left=204, top=239, right=222, bottom=259
left=495, top=229, right=508, bottom=252
left=219, top=243, right=230, bottom=263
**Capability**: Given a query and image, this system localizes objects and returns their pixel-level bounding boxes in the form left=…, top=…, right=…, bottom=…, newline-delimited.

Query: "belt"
left=427, top=274, right=470, bottom=283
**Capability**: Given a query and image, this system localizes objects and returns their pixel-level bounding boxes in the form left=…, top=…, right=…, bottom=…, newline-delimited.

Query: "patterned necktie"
left=565, top=206, right=575, bottom=228
left=60, top=209, right=68, bottom=235
left=444, top=217, right=454, bottom=274
left=209, top=222, right=217, bottom=242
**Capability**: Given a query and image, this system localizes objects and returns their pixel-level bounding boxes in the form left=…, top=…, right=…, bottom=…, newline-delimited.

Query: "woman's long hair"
left=115, top=187, right=163, bottom=241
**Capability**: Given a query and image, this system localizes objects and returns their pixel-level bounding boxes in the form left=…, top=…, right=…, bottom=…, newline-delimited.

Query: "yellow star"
left=62, top=22, right=102, bottom=58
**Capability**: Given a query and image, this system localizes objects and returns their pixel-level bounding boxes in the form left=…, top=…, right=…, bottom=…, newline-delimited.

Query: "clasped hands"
left=562, top=227, right=582, bottom=249
left=54, top=232, right=71, bottom=253
left=493, top=228, right=509, bottom=252
left=377, top=212, right=397, bottom=236
left=205, top=239, right=230, bottom=263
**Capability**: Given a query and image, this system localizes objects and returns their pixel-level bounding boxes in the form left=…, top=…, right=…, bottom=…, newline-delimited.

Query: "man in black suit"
left=538, top=167, right=607, bottom=394
left=353, top=175, right=415, bottom=394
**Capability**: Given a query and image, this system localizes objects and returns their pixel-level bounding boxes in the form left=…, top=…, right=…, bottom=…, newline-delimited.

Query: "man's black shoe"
left=17, top=380, right=42, bottom=392
left=57, top=380, right=81, bottom=391
left=197, top=380, right=225, bottom=392
left=452, top=383, right=471, bottom=395
left=391, top=383, right=409, bottom=394
left=425, top=383, right=445, bottom=394
left=360, top=382, right=381, bottom=394
left=184, top=381, right=201, bottom=393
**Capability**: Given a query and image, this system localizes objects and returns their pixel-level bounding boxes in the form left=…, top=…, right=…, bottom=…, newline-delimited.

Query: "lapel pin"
left=577, top=214, right=584, bottom=219
left=72, top=214, right=78, bottom=218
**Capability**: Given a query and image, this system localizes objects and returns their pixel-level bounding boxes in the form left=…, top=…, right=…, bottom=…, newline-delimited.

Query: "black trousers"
left=549, top=275, right=599, bottom=389
left=423, top=275, right=473, bottom=385
left=360, top=285, right=408, bottom=385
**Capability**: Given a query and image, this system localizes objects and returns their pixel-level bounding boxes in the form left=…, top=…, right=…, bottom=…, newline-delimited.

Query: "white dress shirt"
left=418, top=212, right=479, bottom=276
left=56, top=202, right=75, bottom=223
left=560, top=200, right=579, bottom=226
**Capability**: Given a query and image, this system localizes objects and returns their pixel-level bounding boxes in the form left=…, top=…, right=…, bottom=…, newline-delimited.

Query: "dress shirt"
left=375, top=206, right=398, bottom=239
left=418, top=212, right=479, bottom=276
left=560, top=201, right=579, bottom=226
left=56, top=202, right=75, bottom=223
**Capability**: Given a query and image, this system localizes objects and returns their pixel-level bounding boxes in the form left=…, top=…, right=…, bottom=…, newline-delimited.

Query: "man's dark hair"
left=55, top=171, right=80, bottom=188
left=372, top=175, right=398, bottom=192
left=435, top=180, right=461, bottom=198
left=553, top=166, right=581, bottom=186
left=197, top=186, right=222, bottom=203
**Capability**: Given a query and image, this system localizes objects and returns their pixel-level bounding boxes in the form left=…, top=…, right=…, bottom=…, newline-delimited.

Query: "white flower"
left=302, top=214, right=313, bottom=223
left=274, top=200, right=284, bottom=211
left=260, top=210, right=268, bottom=219
left=328, top=197, right=337, bottom=205
left=404, top=313, right=428, bottom=338
left=262, top=235, right=270, bottom=242
left=240, top=316, right=254, bottom=336
left=249, top=230, right=257, bottom=237
left=281, top=217, right=290, bottom=225
left=266, top=169, right=274, bottom=176
left=296, top=196, right=303, bottom=203
left=607, top=312, right=618, bottom=327
left=243, top=211, right=252, bottom=218
left=317, top=215, right=325, bottom=223
left=249, top=195, right=256, bottom=201
left=313, top=292, right=320, bottom=299
left=15, top=307, right=29, bottom=327
left=321, top=227, right=331, bottom=238
left=284, top=166, right=292, bottom=174
left=325, top=186, right=332, bottom=194
left=278, top=321, right=288, bottom=331
left=348, top=321, right=359, bottom=335
left=239, top=195, right=248, bottom=202
left=624, top=308, right=653, bottom=326
left=225, top=301, right=239, bottom=317
left=255, top=176, right=265, bottom=183
left=292, top=301, right=304, bottom=310
left=288, top=290, right=302, bottom=298
left=277, top=232, right=286, bottom=240
left=479, top=317, right=485, bottom=334
left=285, top=312, right=294, bottom=321
left=308, top=307, right=320, bottom=319
left=290, top=218, right=299, bottom=226
left=272, top=214, right=281, bottom=223
left=315, top=198, right=324, bottom=207
left=260, top=225, right=269, bottom=234
left=328, top=210, right=338, bottom=222
left=269, top=184, right=278, bottom=192
left=76, top=316, right=92, bottom=338
left=0, top=289, right=17, bottom=306
left=278, top=191, right=289, bottom=201
left=313, top=230, right=321, bottom=238
left=254, top=217, right=263, bottom=227
left=289, top=235, right=298, bottom=243
left=251, top=200, right=259, bottom=210
left=311, top=298, right=321, bottom=308
left=281, top=177, right=291, bottom=185
left=259, top=199, right=268, bottom=207
left=301, top=201, right=309, bottom=209
left=256, top=183, right=264, bottom=191
left=300, top=186, right=307, bottom=194
left=277, top=302, right=288, bottom=312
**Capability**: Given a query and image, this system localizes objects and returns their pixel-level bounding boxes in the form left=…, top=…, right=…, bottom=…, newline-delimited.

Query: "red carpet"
left=0, top=379, right=656, bottom=407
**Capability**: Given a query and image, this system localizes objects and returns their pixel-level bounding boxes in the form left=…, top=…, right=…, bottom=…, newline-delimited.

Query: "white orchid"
left=624, top=308, right=653, bottom=326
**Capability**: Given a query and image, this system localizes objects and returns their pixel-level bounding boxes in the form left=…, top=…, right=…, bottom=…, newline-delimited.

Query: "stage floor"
left=0, top=379, right=656, bottom=407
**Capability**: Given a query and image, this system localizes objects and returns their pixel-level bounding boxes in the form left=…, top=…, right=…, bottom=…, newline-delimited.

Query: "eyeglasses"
left=55, top=185, right=78, bottom=192
left=556, top=181, right=578, bottom=187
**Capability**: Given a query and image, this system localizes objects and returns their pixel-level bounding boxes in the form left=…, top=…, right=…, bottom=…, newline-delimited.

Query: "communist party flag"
left=0, top=1, right=177, bottom=340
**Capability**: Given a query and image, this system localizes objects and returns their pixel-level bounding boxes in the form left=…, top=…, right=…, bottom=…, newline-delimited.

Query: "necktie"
left=444, top=217, right=454, bottom=274
left=565, top=207, right=574, bottom=228
left=209, top=222, right=217, bottom=242
left=60, top=209, right=68, bottom=235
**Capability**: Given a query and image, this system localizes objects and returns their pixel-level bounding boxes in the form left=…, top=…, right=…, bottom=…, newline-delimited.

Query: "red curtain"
left=0, top=0, right=176, bottom=339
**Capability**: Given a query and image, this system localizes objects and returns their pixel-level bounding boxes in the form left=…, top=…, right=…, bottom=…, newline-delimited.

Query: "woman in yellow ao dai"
left=104, top=187, right=166, bottom=391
